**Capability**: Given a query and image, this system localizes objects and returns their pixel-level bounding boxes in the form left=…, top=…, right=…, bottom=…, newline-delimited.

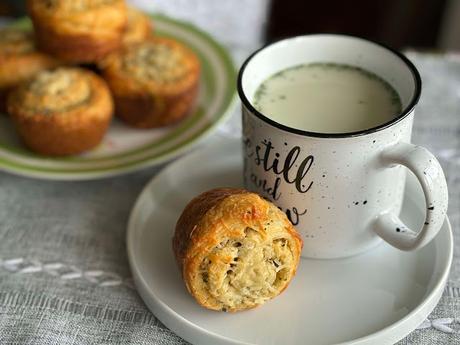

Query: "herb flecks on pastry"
left=101, top=37, right=200, bottom=128
left=173, top=188, right=303, bottom=312
left=22, top=69, right=91, bottom=115
left=7, top=67, right=113, bottom=156
left=123, top=44, right=188, bottom=84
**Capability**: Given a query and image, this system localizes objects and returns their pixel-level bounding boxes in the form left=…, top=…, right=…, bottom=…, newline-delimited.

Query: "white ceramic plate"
left=127, top=138, right=453, bottom=345
left=0, top=16, right=237, bottom=180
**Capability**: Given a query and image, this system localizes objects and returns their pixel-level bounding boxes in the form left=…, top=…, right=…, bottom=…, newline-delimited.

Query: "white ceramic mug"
left=238, top=34, right=448, bottom=259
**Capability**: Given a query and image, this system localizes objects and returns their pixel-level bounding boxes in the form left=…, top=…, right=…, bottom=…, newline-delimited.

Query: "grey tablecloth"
left=1, top=2, right=460, bottom=344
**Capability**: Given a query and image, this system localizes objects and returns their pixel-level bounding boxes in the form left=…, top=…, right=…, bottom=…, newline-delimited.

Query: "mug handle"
left=373, top=142, right=448, bottom=250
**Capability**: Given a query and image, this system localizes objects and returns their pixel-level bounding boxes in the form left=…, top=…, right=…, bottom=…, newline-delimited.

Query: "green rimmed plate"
left=0, top=15, right=237, bottom=180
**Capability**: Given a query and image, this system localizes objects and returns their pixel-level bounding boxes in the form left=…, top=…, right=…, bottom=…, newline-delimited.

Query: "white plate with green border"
left=0, top=15, right=237, bottom=180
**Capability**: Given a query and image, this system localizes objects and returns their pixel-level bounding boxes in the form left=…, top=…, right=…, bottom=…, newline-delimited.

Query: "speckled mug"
left=238, top=34, right=449, bottom=259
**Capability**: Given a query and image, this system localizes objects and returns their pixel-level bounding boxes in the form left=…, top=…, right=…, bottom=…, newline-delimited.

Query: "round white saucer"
left=127, top=138, right=453, bottom=345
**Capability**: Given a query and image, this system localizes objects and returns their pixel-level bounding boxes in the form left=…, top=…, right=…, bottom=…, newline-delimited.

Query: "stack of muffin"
left=1, top=0, right=200, bottom=156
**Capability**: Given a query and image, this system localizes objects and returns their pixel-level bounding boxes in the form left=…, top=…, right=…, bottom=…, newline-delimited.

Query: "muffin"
left=0, top=28, right=61, bottom=113
left=173, top=188, right=303, bottom=312
left=7, top=68, right=113, bottom=156
left=101, top=37, right=200, bottom=128
left=27, top=0, right=127, bottom=63
left=122, top=6, right=152, bottom=45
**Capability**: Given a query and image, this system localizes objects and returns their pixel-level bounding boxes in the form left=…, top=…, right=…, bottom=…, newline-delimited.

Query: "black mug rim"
left=237, top=34, right=422, bottom=139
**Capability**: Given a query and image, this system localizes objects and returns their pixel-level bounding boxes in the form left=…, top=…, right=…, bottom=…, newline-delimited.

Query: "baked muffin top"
left=33, top=0, right=120, bottom=12
left=27, top=0, right=127, bottom=35
left=0, top=29, right=35, bottom=56
left=14, top=68, right=92, bottom=115
left=123, top=43, right=189, bottom=84
left=103, top=37, right=200, bottom=94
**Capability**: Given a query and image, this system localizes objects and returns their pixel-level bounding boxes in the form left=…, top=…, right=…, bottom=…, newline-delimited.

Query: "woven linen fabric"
left=1, top=3, right=460, bottom=344
left=393, top=52, right=460, bottom=345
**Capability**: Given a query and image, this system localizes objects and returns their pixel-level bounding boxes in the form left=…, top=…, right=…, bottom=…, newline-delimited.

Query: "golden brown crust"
left=27, top=0, right=127, bottom=63
left=173, top=188, right=303, bottom=312
left=32, top=26, right=123, bottom=63
left=7, top=67, right=113, bottom=156
left=122, top=6, right=152, bottom=45
left=174, top=188, right=250, bottom=265
left=0, top=28, right=62, bottom=112
left=112, top=82, right=199, bottom=128
left=101, top=37, right=200, bottom=128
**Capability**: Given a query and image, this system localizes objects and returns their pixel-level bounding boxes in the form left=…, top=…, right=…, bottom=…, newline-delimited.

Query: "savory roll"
left=7, top=67, right=113, bottom=156
left=0, top=28, right=61, bottom=113
left=27, top=0, right=127, bottom=63
left=173, top=188, right=303, bottom=312
left=122, top=6, right=152, bottom=45
left=101, top=37, right=200, bottom=128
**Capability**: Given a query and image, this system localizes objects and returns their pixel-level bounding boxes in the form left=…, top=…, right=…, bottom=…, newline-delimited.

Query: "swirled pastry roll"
left=7, top=67, right=113, bottom=156
left=173, top=188, right=302, bottom=312
left=0, top=28, right=61, bottom=112
left=27, top=0, right=127, bottom=63
left=101, top=37, right=200, bottom=128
